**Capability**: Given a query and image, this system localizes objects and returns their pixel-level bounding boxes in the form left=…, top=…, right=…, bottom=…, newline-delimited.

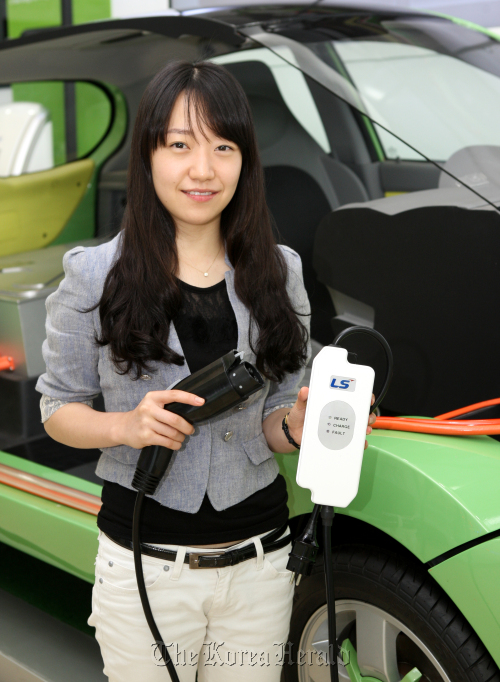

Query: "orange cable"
left=372, top=397, right=500, bottom=436
left=373, top=416, right=500, bottom=436
left=436, top=397, right=500, bottom=420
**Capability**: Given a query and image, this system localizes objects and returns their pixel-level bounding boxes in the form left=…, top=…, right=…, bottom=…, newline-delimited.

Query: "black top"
left=97, top=276, right=289, bottom=545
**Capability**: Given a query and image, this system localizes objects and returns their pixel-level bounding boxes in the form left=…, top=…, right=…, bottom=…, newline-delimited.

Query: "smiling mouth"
left=183, top=190, right=219, bottom=196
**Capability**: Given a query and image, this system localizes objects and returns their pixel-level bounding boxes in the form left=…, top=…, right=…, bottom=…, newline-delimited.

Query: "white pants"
left=88, top=528, right=294, bottom=681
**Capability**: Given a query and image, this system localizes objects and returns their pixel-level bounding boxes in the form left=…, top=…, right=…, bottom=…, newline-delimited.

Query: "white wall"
left=111, top=0, right=176, bottom=18
left=0, top=88, right=12, bottom=106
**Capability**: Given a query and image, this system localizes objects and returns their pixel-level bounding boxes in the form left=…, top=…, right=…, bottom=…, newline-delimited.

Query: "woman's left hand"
left=287, top=388, right=376, bottom=450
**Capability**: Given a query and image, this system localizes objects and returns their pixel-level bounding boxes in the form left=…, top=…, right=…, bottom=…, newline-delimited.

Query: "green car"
left=0, top=5, right=499, bottom=682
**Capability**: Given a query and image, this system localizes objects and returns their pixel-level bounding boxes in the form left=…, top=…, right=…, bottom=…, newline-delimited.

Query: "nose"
left=189, top=147, right=215, bottom=182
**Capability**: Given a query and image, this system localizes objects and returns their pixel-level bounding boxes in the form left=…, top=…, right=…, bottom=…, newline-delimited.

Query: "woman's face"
left=151, top=93, right=243, bottom=233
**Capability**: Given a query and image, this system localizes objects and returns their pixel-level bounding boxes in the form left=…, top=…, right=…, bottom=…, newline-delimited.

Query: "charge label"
left=318, top=401, right=356, bottom=450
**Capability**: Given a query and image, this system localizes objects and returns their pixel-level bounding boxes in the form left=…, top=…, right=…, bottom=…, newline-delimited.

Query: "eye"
left=171, top=142, right=188, bottom=149
left=216, top=144, right=233, bottom=151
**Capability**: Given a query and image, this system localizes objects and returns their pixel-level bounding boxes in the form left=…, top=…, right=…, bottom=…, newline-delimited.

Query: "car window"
left=240, top=16, right=500, bottom=198
left=0, top=81, right=112, bottom=177
left=333, top=39, right=500, bottom=162
left=212, top=47, right=331, bottom=154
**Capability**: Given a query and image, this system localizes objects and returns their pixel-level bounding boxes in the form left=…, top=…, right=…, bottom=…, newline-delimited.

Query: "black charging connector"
left=132, top=446, right=183, bottom=495
left=287, top=505, right=320, bottom=585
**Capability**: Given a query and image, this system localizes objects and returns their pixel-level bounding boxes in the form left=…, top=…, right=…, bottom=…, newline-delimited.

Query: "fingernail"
left=196, top=397, right=204, bottom=403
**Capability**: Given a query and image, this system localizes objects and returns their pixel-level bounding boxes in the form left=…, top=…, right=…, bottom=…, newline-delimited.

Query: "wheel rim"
left=297, top=599, right=452, bottom=682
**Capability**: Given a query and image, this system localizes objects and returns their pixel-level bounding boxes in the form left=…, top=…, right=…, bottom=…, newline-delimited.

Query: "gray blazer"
left=36, top=234, right=311, bottom=512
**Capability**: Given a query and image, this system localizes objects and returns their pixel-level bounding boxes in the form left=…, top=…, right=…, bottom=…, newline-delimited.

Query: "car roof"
left=0, top=17, right=243, bottom=87
left=0, top=3, right=448, bottom=89
left=195, top=3, right=429, bottom=28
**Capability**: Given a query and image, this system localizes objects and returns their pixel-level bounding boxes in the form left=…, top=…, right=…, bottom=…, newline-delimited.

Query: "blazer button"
left=224, top=431, right=233, bottom=442
left=140, top=375, right=151, bottom=380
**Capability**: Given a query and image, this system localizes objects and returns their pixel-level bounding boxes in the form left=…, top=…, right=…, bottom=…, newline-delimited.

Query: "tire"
left=283, top=544, right=500, bottom=682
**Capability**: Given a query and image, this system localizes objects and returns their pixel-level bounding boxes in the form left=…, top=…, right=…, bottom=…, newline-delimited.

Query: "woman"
left=36, top=60, right=375, bottom=681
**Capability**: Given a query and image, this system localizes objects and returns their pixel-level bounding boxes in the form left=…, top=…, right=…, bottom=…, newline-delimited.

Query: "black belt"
left=106, top=524, right=291, bottom=569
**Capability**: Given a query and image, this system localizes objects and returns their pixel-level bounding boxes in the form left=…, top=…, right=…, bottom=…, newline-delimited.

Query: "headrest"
left=439, top=145, right=500, bottom=200
left=223, top=61, right=294, bottom=151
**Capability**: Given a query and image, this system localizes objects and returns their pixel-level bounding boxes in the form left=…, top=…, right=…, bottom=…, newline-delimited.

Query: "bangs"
left=152, top=63, right=252, bottom=153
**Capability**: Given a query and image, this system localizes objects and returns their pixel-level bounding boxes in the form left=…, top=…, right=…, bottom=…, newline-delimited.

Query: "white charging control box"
left=296, top=346, right=375, bottom=507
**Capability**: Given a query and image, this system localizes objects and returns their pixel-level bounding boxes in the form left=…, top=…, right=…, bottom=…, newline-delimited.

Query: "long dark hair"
left=95, top=60, right=309, bottom=382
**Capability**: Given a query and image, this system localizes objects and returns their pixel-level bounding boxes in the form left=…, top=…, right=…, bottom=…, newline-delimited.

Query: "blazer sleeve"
left=35, top=246, right=102, bottom=405
left=262, top=245, right=312, bottom=421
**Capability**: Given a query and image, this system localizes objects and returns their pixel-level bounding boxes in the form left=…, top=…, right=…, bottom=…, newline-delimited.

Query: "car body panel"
left=0, top=451, right=99, bottom=583
left=277, top=429, right=500, bottom=563
left=5, top=427, right=500, bottom=585
left=0, top=159, right=94, bottom=256
left=429, top=536, right=500, bottom=668
left=0, top=82, right=126, bottom=256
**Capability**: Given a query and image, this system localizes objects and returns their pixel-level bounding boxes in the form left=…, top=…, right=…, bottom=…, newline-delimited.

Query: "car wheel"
left=284, top=545, right=500, bottom=682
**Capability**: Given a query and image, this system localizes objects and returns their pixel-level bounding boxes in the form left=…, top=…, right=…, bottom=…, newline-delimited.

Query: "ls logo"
left=330, top=375, right=356, bottom=392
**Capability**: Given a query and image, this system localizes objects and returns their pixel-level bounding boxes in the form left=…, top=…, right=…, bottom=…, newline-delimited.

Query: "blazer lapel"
left=163, top=320, right=192, bottom=389
left=223, top=247, right=255, bottom=362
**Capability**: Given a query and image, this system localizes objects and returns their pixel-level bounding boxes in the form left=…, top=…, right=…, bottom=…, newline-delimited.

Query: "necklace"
left=179, top=243, right=222, bottom=278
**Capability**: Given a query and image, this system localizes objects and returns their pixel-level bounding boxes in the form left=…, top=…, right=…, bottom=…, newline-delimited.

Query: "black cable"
left=133, top=491, right=180, bottom=682
left=290, top=324, right=392, bottom=659
left=331, top=325, right=394, bottom=413
left=321, top=505, right=338, bottom=682
left=312, top=326, right=392, bottom=680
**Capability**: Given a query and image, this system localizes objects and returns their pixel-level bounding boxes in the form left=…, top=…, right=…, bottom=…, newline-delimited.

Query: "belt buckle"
left=189, top=552, right=227, bottom=569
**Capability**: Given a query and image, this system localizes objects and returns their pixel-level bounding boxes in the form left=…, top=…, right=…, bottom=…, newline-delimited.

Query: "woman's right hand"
left=117, top=390, right=205, bottom=451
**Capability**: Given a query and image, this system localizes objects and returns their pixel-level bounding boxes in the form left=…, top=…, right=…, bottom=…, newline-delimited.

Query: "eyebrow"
left=166, top=128, right=193, bottom=135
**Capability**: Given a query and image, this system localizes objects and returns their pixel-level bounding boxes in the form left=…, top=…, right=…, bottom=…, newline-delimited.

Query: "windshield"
left=316, top=20, right=500, bottom=162
left=239, top=13, right=500, bottom=200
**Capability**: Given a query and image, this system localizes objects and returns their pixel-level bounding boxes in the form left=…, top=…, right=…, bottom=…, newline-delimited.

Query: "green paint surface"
left=279, top=429, right=500, bottom=564
left=7, top=0, right=111, bottom=36
left=276, top=450, right=313, bottom=519
left=429, top=11, right=500, bottom=42
left=0, top=452, right=100, bottom=583
left=76, top=82, right=113, bottom=158
left=341, top=638, right=422, bottom=682
left=430, top=537, right=500, bottom=667
left=0, top=482, right=99, bottom=583
left=73, top=0, right=111, bottom=25
left=6, top=0, right=61, bottom=39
